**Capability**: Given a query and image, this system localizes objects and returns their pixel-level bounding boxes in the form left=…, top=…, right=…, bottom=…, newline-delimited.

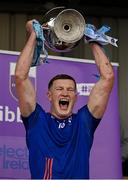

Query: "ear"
left=47, top=90, right=52, bottom=101
left=75, top=93, right=77, bottom=102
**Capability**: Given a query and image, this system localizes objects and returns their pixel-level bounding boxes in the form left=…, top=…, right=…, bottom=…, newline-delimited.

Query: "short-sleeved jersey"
left=22, top=103, right=101, bottom=179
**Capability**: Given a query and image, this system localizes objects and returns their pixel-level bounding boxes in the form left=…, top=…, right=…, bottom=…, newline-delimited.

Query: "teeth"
left=59, top=99, right=69, bottom=106
left=60, top=98, right=69, bottom=102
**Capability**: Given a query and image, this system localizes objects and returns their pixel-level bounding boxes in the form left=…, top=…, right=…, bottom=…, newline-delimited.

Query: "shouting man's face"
left=47, top=79, right=77, bottom=119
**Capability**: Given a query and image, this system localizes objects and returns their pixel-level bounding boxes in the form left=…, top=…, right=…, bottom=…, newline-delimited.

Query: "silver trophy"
left=31, top=7, right=118, bottom=66
left=42, top=6, right=86, bottom=52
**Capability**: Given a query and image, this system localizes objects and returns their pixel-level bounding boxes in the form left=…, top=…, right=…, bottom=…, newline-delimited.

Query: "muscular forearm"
left=15, top=20, right=37, bottom=117
left=90, top=43, right=114, bottom=87
left=15, top=31, right=36, bottom=80
left=87, top=44, right=115, bottom=119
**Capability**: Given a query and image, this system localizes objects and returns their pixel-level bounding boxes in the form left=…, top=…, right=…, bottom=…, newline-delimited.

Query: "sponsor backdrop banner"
left=0, top=51, right=122, bottom=178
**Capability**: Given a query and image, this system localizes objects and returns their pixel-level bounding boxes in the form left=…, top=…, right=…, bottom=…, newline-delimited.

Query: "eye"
left=56, top=87, right=63, bottom=91
left=67, top=88, right=75, bottom=92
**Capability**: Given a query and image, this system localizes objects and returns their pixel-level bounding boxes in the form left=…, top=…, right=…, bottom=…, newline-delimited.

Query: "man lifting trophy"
left=15, top=6, right=117, bottom=179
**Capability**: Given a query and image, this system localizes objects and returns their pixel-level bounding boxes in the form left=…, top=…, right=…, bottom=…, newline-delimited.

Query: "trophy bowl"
left=42, top=7, right=86, bottom=52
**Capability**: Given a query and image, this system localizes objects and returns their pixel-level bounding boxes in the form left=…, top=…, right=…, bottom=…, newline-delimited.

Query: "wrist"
left=89, top=41, right=103, bottom=48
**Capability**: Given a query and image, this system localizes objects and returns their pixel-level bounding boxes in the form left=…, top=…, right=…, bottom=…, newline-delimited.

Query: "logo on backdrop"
left=76, top=74, right=100, bottom=96
left=9, top=62, right=37, bottom=101
left=77, top=83, right=95, bottom=96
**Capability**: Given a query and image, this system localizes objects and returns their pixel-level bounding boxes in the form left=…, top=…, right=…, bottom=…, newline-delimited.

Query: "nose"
left=61, top=89, right=68, bottom=96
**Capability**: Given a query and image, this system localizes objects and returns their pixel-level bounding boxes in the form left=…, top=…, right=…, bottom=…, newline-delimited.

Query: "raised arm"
left=15, top=20, right=36, bottom=117
left=87, top=43, right=114, bottom=119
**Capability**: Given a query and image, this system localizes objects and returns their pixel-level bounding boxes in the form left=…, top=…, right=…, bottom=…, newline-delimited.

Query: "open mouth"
left=59, top=99, right=69, bottom=110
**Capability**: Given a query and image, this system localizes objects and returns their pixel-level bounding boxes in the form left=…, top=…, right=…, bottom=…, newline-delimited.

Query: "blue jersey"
left=22, top=103, right=100, bottom=179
